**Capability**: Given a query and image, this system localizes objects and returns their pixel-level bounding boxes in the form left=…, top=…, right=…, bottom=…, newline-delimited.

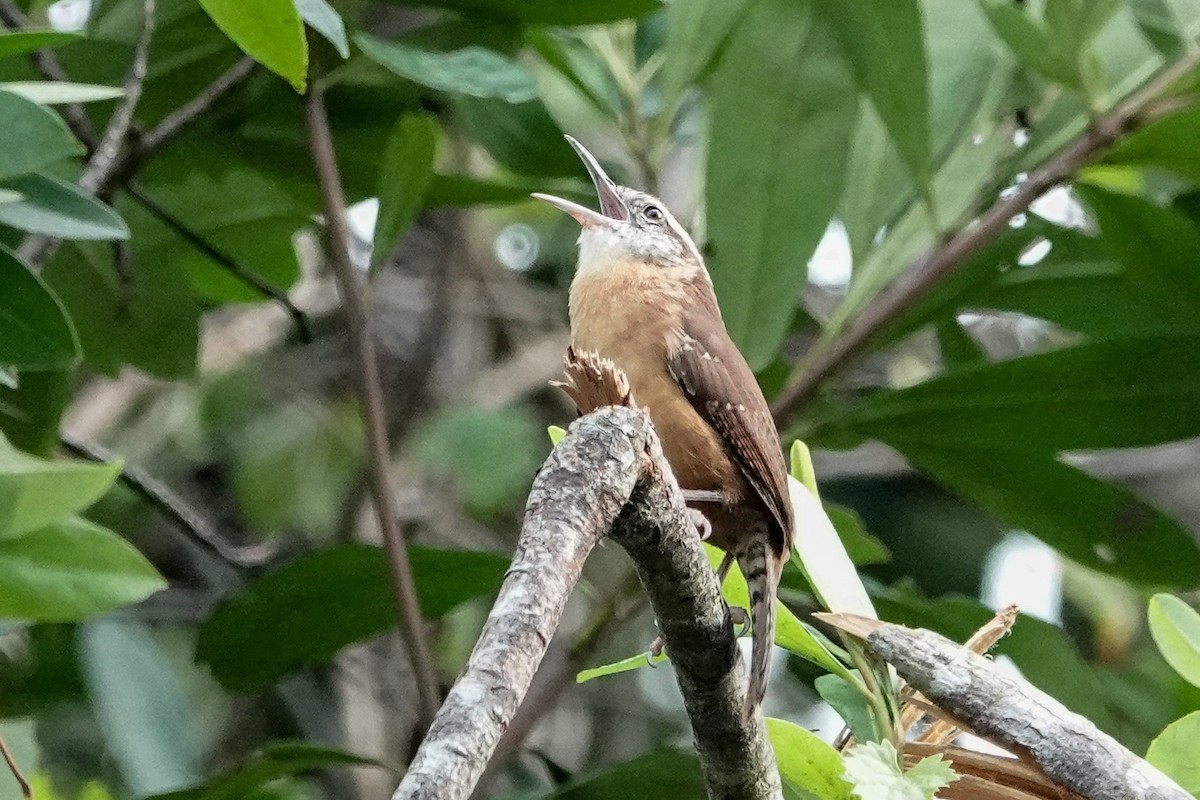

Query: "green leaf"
left=0, top=247, right=78, bottom=370
left=374, top=113, right=439, bottom=266
left=426, top=173, right=554, bottom=206
left=527, top=29, right=617, bottom=115
left=0, top=368, right=72, bottom=457
left=0, top=622, right=87, bottom=719
left=1074, top=0, right=1123, bottom=42
left=817, top=0, right=931, bottom=188
left=813, top=333, right=1200, bottom=453
left=1130, top=0, right=1200, bottom=55
left=827, top=56, right=1015, bottom=336
left=147, top=742, right=393, bottom=800
left=1042, top=0, right=1120, bottom=60
left=527, top=748, right=704, bottom=798
left=198, top=0, right=307, bottom=92
left=42, top=240, right=201, bottom=379
left=548, top=425, right=566, bottom=445
left=356, top=34, right=537, bottom=102
left=196, top=544, right=508, bottom=691
left=815, top=674, right=877, bottom=743
left=0, top=516, right=164, bottom=621
left=839, top=0, right=1001, bottom=257
left=79, top=619, right=202, bottom=796
left=980, top=0, right=1080, bottom=87
left=843, top=741, right=957, bottom=800
left=788, top=471, right=878, bottom=620
left=901, top=751, right=960, bottom=799
left=825, top=504, right=890, bottom=566
left=380, top=0, right=663, bottom=25
left=130, top=162, right=305, bottom=304
left=889, top=444, right=1200, bottom=586
left=1102, top=106, right=1200, bottom=185
left=1145, top=710, right=1200, bottom=795
left=231, top=401, right=361, bottom=536
left=0, top=82, right=124, bottom=104
left=0, top=432, right=119, bottom=539
left=0, top=89, right=82, bottom=181
left=576, top=650, right=668, bottom=683
left=875, top=214, right=1199, bottom=347
left=413, top=406, right=544, bottom=515
left=705, top=0, right=856, bottom=369
left=1076, top=185, right=1200, bottom=320
left=766, top=718, right=853, bottom=800
left=455, top=96, right=583, bottom=178
left=0, top=30, right=81, bottom=60
left=1148, top=594, right=1200, bottom=688
left=705, top=542, right=853, bottom=679
left=294, top=0, right=348, bottom=59
left=660, top=0, right=755, bottom=104
left=0, top=173, right=129, bottom=240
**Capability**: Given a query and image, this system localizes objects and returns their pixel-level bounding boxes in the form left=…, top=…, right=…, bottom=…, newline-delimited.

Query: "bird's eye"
left=643, top=205, right=664, bottom=223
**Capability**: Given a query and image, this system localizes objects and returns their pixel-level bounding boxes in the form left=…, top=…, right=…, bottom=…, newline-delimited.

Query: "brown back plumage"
left=666, top=286, right=793, bottom=718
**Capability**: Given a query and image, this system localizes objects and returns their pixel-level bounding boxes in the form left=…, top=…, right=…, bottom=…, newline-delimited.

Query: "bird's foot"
left=646, top=635, right=666, bottom=667
left=686, top=508, right=712, bottom=541
left=728, top=606, right=751, bottom=637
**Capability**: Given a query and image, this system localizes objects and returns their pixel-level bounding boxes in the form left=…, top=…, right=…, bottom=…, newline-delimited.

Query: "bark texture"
left=391, top=406, right=780, bottom=800
left=828, top=616, right=1191, bottom=800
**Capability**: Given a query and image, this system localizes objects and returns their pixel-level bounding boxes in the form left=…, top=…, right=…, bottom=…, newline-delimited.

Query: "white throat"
left=576, top=225, right=634, bottom=280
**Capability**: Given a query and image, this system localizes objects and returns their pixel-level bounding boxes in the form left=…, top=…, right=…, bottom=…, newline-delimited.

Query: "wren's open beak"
left=532, top=135, right=628, bottom=228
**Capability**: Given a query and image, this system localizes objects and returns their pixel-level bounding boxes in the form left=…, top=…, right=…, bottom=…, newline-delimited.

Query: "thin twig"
left=820, top=613, right=1191, bottom=800
left=3, top=6, right=255, bottom=272
left=771, top=52, right=1200, bottom=423
left=0, top=733, right=30, bottom=799
left=80, top=0, right=154, bottom=195
left=18, top=0, right=155, bottom=267
left=135, top=56, right=255, bottom=159
left=303, top=85, right=442, bottom=730
left=0, top=0, right=98, bottom=148
left=126, top=182, right=313, bottom=342
left=60, top=435, right=277, bottom=569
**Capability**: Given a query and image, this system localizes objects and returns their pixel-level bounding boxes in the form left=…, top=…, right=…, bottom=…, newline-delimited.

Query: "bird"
left=534, top=136, right=795, bottom=720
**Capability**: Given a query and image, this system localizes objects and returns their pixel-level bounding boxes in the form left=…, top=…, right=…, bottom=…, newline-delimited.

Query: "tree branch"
left=771, top=52, right=1200, bottom=424
left=60, top=434, right=278, bottom=569
left=125, top=182, right=313, bottom=342
left=78, top=0, right=154, bottom=196
left=303, top=85, right=443, bottom=730
left=821, top=614, right=1191, bottom=800
left=134, top=56, right=255, bottom=160
left=393, top=405, right=780, bottom=800
left=0, top=733, right=30, bottom=800
left=17, top=0, right=155, bottom=268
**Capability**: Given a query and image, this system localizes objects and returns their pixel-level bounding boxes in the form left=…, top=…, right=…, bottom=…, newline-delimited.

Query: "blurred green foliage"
left=0, top=0, right=1199, bottom=797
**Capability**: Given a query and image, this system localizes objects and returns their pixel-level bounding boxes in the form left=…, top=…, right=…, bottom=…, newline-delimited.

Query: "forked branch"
left=394, top=356, right=780, bottom=800
left=821, top=614, right=1192, bottom=800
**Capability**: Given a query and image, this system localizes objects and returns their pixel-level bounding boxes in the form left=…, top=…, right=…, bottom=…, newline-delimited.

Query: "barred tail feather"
left=737, top=536, right=778, bottom=721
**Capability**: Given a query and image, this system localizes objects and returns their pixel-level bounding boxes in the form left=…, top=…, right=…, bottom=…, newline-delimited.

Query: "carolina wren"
left=535, top=137, right=794, bottom=719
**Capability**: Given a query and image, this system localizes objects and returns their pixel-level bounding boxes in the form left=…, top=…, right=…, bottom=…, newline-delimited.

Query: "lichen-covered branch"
left=392, top=405, right=780, bottom=800
left=614, top=436, right=781, bottom=799
left=821, top=614, right=1191, bottom=800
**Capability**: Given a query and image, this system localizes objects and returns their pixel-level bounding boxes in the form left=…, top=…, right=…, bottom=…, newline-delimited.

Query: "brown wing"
left=667, top=313, right=794, bottom=556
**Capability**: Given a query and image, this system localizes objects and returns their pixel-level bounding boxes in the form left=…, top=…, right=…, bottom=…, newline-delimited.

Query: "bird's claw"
left=686, top=508, right=712, bottom=541
left=728, top=606, right=751, bottom=637
left=646, top=636, right=666, bottom=667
